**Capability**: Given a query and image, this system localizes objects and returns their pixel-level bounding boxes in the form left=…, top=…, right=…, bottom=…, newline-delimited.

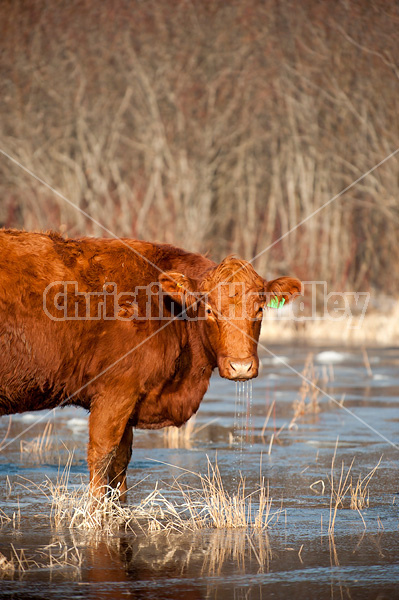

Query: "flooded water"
left=0, top=344, right=399, bottom=599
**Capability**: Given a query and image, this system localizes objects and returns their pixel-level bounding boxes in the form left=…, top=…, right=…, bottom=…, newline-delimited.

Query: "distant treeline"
left=1, top=0, right=399, bottom=293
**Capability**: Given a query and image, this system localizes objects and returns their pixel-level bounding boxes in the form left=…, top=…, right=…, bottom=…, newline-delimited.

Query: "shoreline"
left=260, top=306, right=399, bottom=348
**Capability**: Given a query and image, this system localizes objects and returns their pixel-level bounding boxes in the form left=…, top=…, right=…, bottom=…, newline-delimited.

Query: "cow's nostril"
left=230, top=361, right=253, bottom=376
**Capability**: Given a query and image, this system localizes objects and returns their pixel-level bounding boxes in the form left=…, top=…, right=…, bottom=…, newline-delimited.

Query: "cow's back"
left=0, top=230, right=215, bottom=416
left=0, top=231, right=85, bottom=413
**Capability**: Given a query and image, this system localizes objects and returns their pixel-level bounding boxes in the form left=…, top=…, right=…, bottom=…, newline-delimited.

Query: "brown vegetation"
left=17, top=454, right=282, bottom=534
left=20, top=421, right=53, bottom=456
left=290, top=353, right=321, bottom=428
left=1, top=1, right=399, bottom=293
left=309, top=442, right=382, bottom=534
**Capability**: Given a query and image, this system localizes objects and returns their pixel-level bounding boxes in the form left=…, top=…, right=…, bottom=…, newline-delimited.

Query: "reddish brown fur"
left=0, top=229, right=301, bottom=500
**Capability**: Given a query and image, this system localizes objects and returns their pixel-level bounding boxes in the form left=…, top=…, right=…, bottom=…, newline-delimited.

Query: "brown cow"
left=0, top=229, right=301, bottom=500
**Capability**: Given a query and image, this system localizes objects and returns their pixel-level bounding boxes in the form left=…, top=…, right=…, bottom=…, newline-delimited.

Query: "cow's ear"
left=158, top=271, right=199, bottom=306
left=265, top=276, right=302, bottom=308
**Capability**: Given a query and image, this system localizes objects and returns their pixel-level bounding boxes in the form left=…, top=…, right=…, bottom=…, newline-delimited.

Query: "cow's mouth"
left=218, top=357, right=259, bottom=381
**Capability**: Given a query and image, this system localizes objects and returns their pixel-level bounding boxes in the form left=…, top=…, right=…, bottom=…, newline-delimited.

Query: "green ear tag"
left=267, top=296, right=286, bottom=309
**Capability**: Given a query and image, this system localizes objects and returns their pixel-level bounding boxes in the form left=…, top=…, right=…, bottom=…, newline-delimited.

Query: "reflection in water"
left=81, top=528, right=273, bottom=580
left=66, top=530, right=274, bottom=599
left=1, top=505, right=399, bottom=599
left=30, top=529, right=397, bottom=599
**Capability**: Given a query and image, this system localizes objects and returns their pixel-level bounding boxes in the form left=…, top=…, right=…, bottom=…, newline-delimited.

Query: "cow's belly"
left=134, top=397, right=199, bottom=429
left=0, top=384, right=89, bottom=416
left=135, top=418, right=178, bottom=430
left=0, top=388, right=59, bottom=415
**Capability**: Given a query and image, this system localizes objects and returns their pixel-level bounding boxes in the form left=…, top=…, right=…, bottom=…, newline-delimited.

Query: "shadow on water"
left=0, top=344, right=399, bottom=599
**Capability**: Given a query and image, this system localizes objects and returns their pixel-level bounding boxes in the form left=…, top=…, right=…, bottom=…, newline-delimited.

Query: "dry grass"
left=0, top=495, right=276, bottom=577
left=165, top=457, right=283, bottom=531
left=0, top=498, right=21, bottom=530
left=310, top=441, right=382, bottom=534
left=328, top=452, right=355, bottom=535
left=349, top=458, right=382, bottom=511
left=261, top=400, right=275, bottom=442
left=328, top=451, right=382, bottom=533
left=0, top=416, right=12, bottom=451
left=362, top=347, right=373, bottom=377
left=289, top=354, right=321, bottom=429
left=163, top=416, right=219, bottom=449
left=0, top=551, right=15, bottom=575
left=0, top=509, right=12, bottom=528
left=20, top=421, right=53, bottom=456
left=0, top=540, right=82, bottom=578
left=14, top=454, right=283, bottom=535
left=163, top=418, right=197, bottom=449
left=259, top=399, right=286, bottom=455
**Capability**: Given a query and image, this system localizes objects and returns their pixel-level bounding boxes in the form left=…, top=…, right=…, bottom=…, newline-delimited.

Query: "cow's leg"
left=107, top=423, right=133, bottom=502
left=87, top=402, right=133, bottom=499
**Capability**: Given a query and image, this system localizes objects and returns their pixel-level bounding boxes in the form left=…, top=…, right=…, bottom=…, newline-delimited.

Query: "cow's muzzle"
left=218, top=357, right=259, bottom=381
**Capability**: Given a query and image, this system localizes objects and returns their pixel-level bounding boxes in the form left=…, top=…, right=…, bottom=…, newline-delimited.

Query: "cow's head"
left=159, top=258, right=301, bottom=381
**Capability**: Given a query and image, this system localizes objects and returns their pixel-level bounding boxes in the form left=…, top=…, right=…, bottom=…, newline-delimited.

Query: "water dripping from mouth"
left=246, top=380, right=253, bottom=447
left=233, top=381, right=241, bottom=478
left=233, top=380, right=253, bottom=477
left=239, top=381, right=244, bottom=467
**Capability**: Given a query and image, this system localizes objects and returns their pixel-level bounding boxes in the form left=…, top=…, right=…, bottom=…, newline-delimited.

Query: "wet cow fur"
left=0, top=230, right=301, bottom=500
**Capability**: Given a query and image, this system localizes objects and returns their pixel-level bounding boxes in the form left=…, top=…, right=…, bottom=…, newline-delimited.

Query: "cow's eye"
left=205, top=305, right=214, bottom=317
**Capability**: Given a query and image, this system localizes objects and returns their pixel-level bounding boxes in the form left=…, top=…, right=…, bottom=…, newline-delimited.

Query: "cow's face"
left=159, top=258, right=301, bottom=381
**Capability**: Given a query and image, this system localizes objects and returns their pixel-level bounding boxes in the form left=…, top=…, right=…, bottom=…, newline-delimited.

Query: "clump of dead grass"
left=349, top=467, right=379, bottom=511
left=289, top=353, right=321, bottom=429
left=20, top=421, right=53, bottom=455
left=0, top=415, right=12, bottom=452
left=328, top=455, right=382, bottom=534
left=165, top=458, right=282, bottom=531
left=163, top=416, right=219, bottom=449
left=310, top=440, right=382, bottom=534
left=20, top=454, right=283, bottom=534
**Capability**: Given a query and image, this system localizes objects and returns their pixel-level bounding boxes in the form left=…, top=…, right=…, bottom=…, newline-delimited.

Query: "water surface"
left=0, top=344, right=398, bottom=599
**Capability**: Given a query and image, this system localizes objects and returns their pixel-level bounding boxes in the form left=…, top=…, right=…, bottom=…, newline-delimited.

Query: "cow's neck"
left=177, top=320, right=216, bottom=381
left=195, top=319, right=218, bottom=370
left=131, top=319, right=215, bottom=430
